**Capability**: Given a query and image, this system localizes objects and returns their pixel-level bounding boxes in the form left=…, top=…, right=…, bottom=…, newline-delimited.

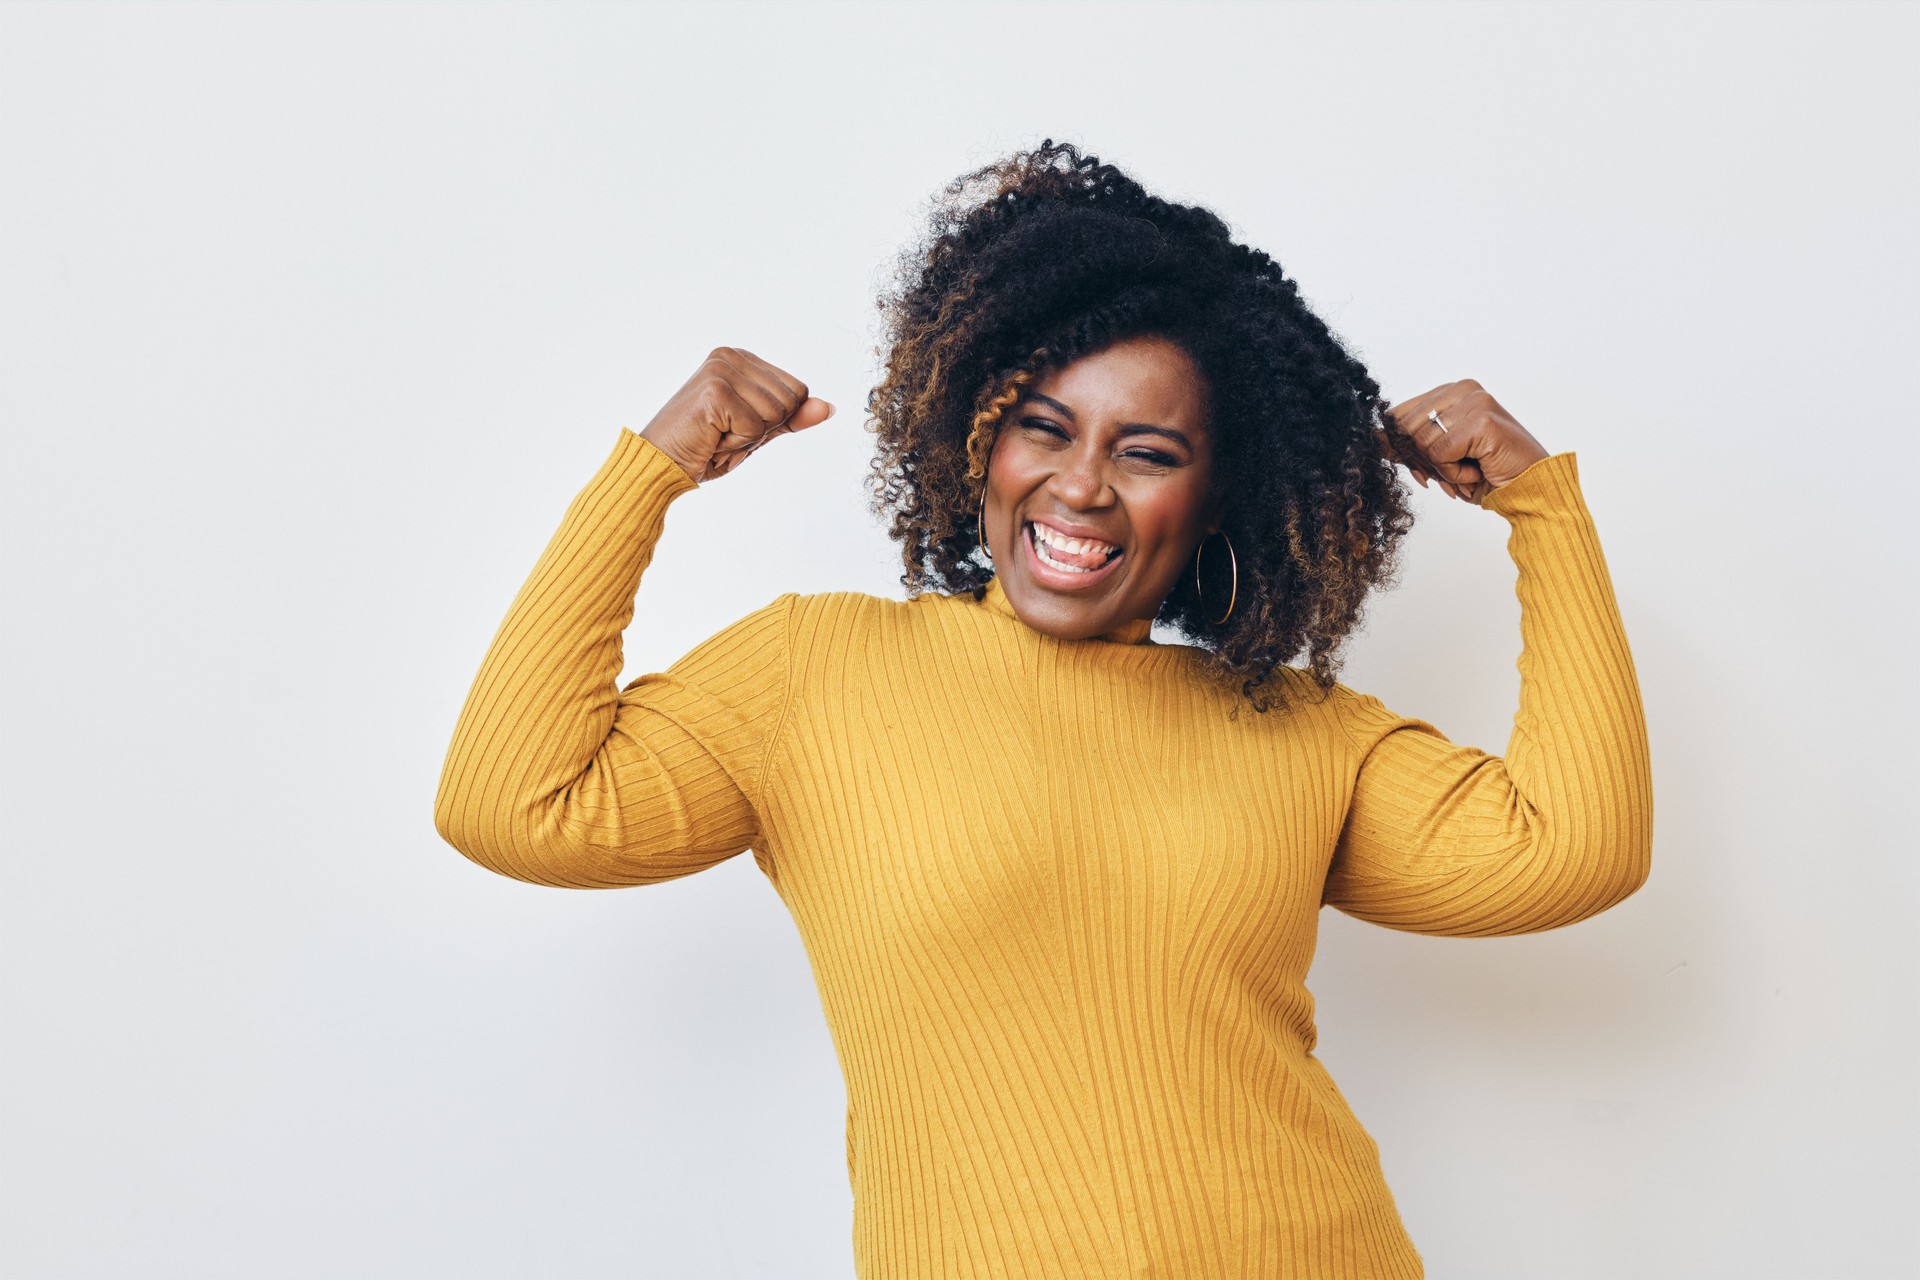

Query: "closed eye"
left=1020, top=418, right=1178, bottom=467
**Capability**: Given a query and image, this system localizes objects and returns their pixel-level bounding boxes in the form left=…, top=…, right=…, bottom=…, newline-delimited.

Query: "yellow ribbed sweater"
left=434, top=428, right=1653, bottom=1279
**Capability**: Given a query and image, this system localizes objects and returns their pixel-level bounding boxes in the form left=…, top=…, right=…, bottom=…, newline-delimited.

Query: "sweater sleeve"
left=433, top=427, right=796, bottom=889
left=1320, top=451, right=1653, bottom=937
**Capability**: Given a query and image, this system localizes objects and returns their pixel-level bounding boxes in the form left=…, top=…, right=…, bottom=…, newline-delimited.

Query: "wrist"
left=1489, top=445, right=1553, bottom=489
left=638, top=428, right=706, bottom=486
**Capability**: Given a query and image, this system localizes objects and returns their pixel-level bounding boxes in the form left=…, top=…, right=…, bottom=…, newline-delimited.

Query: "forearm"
left=1483, top=451, right=1654, bottom=918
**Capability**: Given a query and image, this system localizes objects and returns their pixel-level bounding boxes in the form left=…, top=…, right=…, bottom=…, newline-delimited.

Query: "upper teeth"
left=1031, top=522, right=1118, bottom=557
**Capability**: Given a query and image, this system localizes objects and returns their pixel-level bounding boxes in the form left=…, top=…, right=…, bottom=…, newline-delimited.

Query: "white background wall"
left=4, top=3, right=1914, bottom=1277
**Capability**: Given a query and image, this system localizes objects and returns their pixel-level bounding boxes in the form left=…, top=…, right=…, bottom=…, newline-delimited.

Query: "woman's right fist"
left=639, top=347, right=835, bottom=485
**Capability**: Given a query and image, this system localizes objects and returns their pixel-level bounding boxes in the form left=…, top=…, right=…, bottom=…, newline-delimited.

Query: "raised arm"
left=1321, top=448, right=1654, bottom=936
left=433, top=429, right=795, bottom=886
left=433, top=347, right=835, bottom=888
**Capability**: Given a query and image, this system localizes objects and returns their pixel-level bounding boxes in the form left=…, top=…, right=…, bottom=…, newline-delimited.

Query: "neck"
left=978, top=575, right=1156, bottom=645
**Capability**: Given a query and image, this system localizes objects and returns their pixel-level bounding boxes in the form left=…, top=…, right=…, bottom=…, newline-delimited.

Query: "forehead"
left=1026, top=336, right=1208, bottom=431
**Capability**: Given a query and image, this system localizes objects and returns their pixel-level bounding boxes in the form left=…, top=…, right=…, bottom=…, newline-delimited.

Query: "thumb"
left=784, top=396, right=836, bottom=432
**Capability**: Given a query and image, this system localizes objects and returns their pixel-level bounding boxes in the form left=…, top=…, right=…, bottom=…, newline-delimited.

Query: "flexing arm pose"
left=1325, top=379, right=1653, bottom=936
left=433, top=349, right=831, bottom=887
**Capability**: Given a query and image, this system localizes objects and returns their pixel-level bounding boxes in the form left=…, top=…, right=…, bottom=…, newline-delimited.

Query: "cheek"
left=990, top=431, right=1034, bottom=467
left=1129, top=485, right=1211, bottom=552
left=987, top=437, right=1045, bottom=494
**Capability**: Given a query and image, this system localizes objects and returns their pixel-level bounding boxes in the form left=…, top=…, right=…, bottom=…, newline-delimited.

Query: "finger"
left=1383, top=388, right=1445, bottom=435
left=783, top=396, right=836, bottom=433
left=709, top=347, right=804, bottom=432
left=1412, top=404, right=1466, bottom=459
left=727, top=346, right=812, bottom=412
left=710, top=370, right=834, bottom=471
left=734, top=397, right=836, bottom=455
left=1428, top=454, right=1484, bottom=490
left=1373, top=424, right=1441, bottom=485
left=1384, top=387, right=1476, bottom=470
left=1407, top=401, right=1489, bottom=485
left=714, top=347, right=811, bottom=428
left=709, top=380, right=780, bottom=452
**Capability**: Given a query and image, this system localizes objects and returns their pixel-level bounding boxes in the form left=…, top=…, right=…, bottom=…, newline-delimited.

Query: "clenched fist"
left=1377, top=379, right=1551, bottom=506
left=641, top=347, right=835, bottom=485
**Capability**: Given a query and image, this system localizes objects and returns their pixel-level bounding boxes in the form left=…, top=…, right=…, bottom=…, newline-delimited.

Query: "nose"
left=1045, top=443, right=1116, bottom=509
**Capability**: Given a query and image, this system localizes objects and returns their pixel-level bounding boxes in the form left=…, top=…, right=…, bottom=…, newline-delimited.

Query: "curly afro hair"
left=863, top=138, right=1426, bottom=715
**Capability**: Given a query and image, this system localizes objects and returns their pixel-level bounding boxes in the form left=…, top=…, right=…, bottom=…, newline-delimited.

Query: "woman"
left=434, top=140, right=1652, bottom=1279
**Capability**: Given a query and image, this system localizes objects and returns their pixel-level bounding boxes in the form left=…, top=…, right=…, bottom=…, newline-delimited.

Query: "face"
left=983, top=333, right=1220, bottom=641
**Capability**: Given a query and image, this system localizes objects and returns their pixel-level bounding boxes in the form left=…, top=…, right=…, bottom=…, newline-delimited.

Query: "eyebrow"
left=1022, top=393, right=1194, bottom=448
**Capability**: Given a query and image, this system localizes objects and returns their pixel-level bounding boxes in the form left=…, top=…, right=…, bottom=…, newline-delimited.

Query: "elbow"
left=1610, top=788, right=1656, bottom=901
left=433, top=778, right=511, bottom=879
left=1621, top=823, right=1655, bottom=900
left=432, top=781, right=489, bottom=871
left=432, top=779, right=567, bottom=888
left=1561, top=806, right=1654, bottom=920
left=1589, top=840, right=1652, bottom=914
left=1535, top=748, right=1654, bottom=922
left=1471, top=806, right=1651, bottom=937
left=433, top=780, right=672, bottom=890
left=432, top=763, right=494, bottom=861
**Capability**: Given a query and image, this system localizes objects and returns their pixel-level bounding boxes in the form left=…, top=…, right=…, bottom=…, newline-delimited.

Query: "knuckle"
left=694, top=379, right=731, bottom=413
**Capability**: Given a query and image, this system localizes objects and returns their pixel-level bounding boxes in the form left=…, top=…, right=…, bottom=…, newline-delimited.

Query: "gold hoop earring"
left=1194, top=528, right=1237, bottom=625
left=977, top=485, right=992, bottom=562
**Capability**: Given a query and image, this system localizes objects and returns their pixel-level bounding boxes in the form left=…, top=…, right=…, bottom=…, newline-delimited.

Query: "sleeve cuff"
left=1480, top=450, right=1581, bottom=522
left=613, top=427, right=702, bottom=500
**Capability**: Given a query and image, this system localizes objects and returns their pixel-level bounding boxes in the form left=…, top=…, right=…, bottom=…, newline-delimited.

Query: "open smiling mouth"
left=1023, top=519, right=1125, bottom=588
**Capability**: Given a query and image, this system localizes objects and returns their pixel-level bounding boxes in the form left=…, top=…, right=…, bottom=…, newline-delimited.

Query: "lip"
left=1028, top=515, right=1122, bottom=546
left=1022, top=519, right=1126, bottom=591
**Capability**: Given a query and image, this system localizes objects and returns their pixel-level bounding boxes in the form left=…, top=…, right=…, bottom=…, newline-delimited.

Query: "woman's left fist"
left=1379, top=380, right=1551, bottom=505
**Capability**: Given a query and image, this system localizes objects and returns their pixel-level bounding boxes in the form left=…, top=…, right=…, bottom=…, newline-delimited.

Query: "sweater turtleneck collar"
left=979, top=574, right=1156, bottom=646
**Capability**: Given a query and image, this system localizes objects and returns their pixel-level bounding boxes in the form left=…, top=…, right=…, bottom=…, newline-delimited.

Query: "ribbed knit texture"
left=435, top=429, right=1654, bottom=1279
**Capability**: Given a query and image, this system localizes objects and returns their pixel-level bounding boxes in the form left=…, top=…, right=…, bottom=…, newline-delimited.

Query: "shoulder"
left=777, top=586, right=969, bottom=650
left=1183, top=669, right=1376, bottom=751
left=1315, top=679, right=1449, bottom=760
left=782, top=587, right=940, bottom=625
